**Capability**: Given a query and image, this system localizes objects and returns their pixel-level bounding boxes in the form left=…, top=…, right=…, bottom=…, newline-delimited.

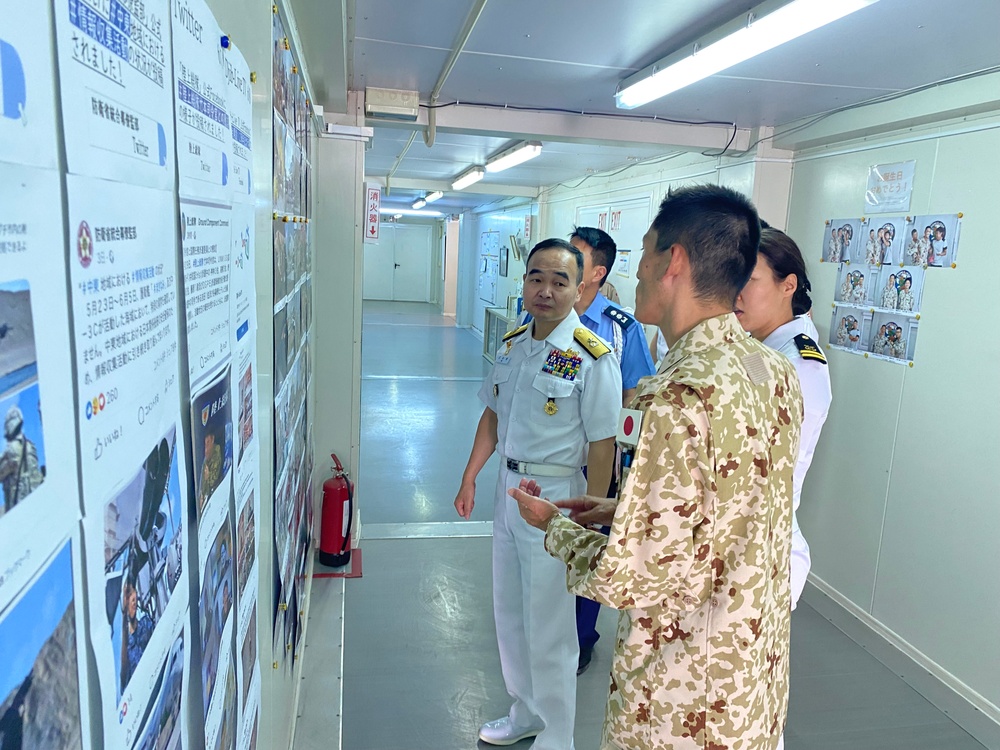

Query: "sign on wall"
left=865, top=161, right=915, bottom=213
left=364, top=185, right=380, bottom=243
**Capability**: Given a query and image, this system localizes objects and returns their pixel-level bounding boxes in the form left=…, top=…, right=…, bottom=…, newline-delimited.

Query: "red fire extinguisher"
left=320, top=453, right=354, bottom=567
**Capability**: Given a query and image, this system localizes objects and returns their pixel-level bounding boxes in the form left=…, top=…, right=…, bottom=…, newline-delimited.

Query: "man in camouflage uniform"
left=0, top=406, right=44, bottom=515
left=512, top=185, right=803, bottom=750
left=198, top=431, right=223, bottom=513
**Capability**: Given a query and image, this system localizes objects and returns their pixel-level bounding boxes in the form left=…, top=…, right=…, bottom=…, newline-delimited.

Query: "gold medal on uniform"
left=544, top=397, right=558, bottom=416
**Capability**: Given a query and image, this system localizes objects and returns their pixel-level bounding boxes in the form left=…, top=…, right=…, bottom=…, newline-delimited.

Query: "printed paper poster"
left=171, top=0, right=231, bottom=200
left=0, top=0, right=60, bottom=168
left=225, top=43, right=253, bottom=202
left=0, top=536, right=91, bottom=750
left=55, top=0, right=176, bottom=189
left=0, top=165, right=81, bottom=604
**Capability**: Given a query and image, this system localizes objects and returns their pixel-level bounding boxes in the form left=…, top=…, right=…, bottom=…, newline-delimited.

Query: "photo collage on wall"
left=821, top=214, right=962, bottom=364
left=272, top=6, right=316, bottom=670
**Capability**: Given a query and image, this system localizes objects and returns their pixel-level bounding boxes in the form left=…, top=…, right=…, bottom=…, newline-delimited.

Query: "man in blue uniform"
left=569, top=226, right=656, bottom=673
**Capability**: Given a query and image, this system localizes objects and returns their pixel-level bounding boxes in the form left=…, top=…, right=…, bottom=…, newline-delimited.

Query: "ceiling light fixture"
left=425, top=191, right=444, bottom=203
left=615, top=0, right=879, bottom=109
left=485, top=141, right=542, bottom=173
left=380, top=207, right=444, bottom=217
left=451, top=166, right=486, bottom=191
left=412, top=198, right=427, bottom=210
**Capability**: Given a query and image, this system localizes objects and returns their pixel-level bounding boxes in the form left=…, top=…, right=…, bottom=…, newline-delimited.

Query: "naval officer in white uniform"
left=455, top=238, right=621, bottom=749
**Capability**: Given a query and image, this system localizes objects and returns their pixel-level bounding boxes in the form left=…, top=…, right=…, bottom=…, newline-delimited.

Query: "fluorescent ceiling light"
left=451, top=166, right=485, bottom=191
left=380, top=207, right=443, bottom=217
left=425, top=191, right=444, bottom=203
left=485, top=141, right=542, bottom=173
left=412, top=198, right=427, bottom=210
left=616, top=0, right=879, bottom=109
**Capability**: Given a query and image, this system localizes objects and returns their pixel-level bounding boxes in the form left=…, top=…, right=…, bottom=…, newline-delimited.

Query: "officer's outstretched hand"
left=454, top=481, right=475, bottom=520
left=508, top=480, right=559, bottom=531
left=554, top=496, right=616, bottom=528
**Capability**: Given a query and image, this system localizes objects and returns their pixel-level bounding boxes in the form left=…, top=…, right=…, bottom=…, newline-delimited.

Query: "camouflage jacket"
left=0, top=436, right=44, bottom=511
left=545, top=313, right=802, bottom=750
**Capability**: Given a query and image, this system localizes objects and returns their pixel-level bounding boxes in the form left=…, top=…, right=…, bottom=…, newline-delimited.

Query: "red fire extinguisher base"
left=319, top=548, right=351, bottom=568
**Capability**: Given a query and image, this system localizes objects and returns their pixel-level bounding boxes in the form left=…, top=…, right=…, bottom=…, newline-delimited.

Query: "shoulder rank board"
left=502, top=323, right=529, bottom=342
left=602, top=305, right=635, bottom=330
left=573, top=327, right=611, bottom=359
left=794, top=334, right=827, bottom=365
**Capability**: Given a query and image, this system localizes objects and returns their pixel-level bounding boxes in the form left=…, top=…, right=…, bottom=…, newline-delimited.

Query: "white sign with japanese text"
left=171, top=0, right=232, bottom=201
left=865, top=161, right=915, bottom=213
left=364, top=184, right=380, bottom=243
left=0, top=1, right=60, bottom=168
left=181, top=199, right=232, bottom=389
left=68, top=173, right=189, bottom=750
left=55, top=0, right=176, bottom=190
left=225, top=42, right=253, bottom=203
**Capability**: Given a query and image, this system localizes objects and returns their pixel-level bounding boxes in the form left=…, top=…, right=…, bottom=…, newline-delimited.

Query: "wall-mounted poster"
left=868, top=217, right=908, bottom=266
left=865, top=161, right=915, bottom=214
left=867, top=312, right=919, bottom=364
left=907, top=214, right=962, bottom=268
left=835, top=265, right=877, bottom=307
left=829, top=305, right=867, bottom=354
left=54, top=0, right=175, bottom=189
left=0, top=0, right=59, bottom=168
left=0, top=537, right=91, bottom=750
left=225, top=43, right=254, bottom=202
left=821, top=218, right=865, bottom=263
left=172, top=0, right=231, bottom=201
left=873, top=265, right=925, bottom=314
left=130, top=629, right=185, bottom=750
left=0, top=165, right=81, bottom=605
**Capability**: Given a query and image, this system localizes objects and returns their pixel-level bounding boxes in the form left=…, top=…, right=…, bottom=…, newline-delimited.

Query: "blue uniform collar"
left=581, top=291, right=609, bottom=327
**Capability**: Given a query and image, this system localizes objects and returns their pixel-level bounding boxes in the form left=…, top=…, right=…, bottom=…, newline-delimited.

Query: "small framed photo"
left=509, top=234, right=521, bottom=261
left=499, top=243, right=509, bottom=277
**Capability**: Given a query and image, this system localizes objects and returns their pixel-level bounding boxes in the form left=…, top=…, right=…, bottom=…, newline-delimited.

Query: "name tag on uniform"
left=617, top=408, right=643, bottom=447
left=496, top=354, right=511, bottom=364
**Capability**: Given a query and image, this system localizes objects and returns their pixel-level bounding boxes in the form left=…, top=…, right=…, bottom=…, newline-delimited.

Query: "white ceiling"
left=290, top=0, right=1000, bottom=204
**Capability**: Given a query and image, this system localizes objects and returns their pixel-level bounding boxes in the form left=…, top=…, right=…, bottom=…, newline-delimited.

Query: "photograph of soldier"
left=906, top=227, right=927, bottom=266
left=271, top=13, right=287, bottom=128
left=0, top=280, right=45, bottom=519
left=871, top=217, right=907, bottom=265
left=240, top=604, right=258, bottom=709
left=132, top=633, right=183, bottom=750
left=0, top=541, right=82, bottom=750
left=836, top=266, right=858, bottom=303
left=284, top=130, right=300, bottom=218
left=272, top=117, right=285, bottom=214
left=273, top=306, right=288, bottom=391
left=869, top=312, right=918, bottom=362
left=214, top=658, right=237, bottom=750
left=238, top=364, right=253, bottom=465
left=200, top=516, right=234, bottom=714
left=821, top=218, right=863, bottom=262
left=897, top=271, right=916, bottom=312
left=104, top=429, right=184, bottom=700
left=273, top=223, right=287, bottom=305
left=830, top=307, right=868, bottom=354
left=910, top=214, right=961, bottom=268
left=879, top=271, right=899, bottom=309
left=236, top=497, right=255, bottom=598
left=284, top=222, right=299, bottom=294
left=192, top=373, right=233, bottom=519
left=864, top=228, right=880, bottom=265
left=0, top=387, right=45, bottom=518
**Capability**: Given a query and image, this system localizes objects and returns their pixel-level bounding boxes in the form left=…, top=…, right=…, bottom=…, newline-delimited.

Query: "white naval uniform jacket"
left=479, top=309, right=621, bottom=470
left=763, top=316, right=832, bottom=606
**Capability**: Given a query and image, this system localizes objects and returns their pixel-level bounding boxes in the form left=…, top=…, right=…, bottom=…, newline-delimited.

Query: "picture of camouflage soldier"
left=0, top=402, right=44, bottom=515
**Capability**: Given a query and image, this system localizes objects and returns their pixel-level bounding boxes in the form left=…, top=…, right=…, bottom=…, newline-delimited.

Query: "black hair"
left=651, top=185, right=760, bottom=305
left=758, top=228, right=813, bottom=316
left=525, top=238, right=584, bottom=284
left=569, top=226, right=616, bottom=287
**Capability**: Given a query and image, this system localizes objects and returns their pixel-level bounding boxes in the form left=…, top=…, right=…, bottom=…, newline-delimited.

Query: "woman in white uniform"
left=734, top=228, right=832, bottom=749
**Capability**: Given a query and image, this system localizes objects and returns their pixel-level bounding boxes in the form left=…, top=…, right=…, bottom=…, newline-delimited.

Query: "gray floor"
left=299, top=301, right=985, bottom=750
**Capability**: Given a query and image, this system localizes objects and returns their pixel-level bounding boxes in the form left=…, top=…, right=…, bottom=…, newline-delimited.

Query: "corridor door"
left=362, top=223, right=434, bottom=301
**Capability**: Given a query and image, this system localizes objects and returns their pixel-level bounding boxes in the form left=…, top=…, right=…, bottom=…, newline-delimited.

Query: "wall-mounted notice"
left=225, top=43, right=253, bottom=202
left=364, top=185, right=380, bottom=242
left=0, top=165, right=82, bottom=608
left=181, top=200, right=232, bottom=388
left=55, top=0, right=176, bottom=189
left=865, top=160, right=915, bottom=213
left=172, top=0, right=231, bottom=200
left=129, top=626, right=186, bottom=750
left=0, top=1, right=59, bottom=168
left=67, top=174, right=190, bottom=748
left=0, top=535, right=92, bottom=750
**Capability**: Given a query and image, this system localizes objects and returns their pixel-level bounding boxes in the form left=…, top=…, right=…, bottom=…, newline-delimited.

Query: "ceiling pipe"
left=386, top=129, right=419, bottom=195
left=424, top=0, right=489, bottom=147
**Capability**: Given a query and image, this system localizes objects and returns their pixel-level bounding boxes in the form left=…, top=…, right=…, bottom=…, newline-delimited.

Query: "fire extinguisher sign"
left=364, top=184, right=381, bottom=243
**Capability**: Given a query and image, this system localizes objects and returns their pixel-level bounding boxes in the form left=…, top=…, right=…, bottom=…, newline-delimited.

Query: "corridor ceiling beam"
left=366, top=176, right=539, bottom=199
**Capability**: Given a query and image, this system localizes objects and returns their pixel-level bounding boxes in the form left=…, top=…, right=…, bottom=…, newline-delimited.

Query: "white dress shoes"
left=478, top=716, right=542, bottom=746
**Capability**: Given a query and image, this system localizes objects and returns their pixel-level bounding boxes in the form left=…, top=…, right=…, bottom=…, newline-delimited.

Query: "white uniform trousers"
left=492, top=466, right=582, bottom=750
